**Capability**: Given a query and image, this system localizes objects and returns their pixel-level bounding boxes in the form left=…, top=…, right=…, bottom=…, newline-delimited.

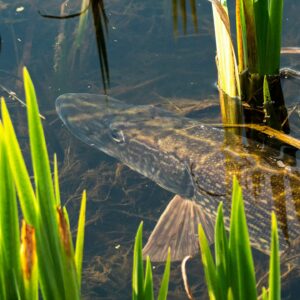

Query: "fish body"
left=56, top=93, right=300, bottom=261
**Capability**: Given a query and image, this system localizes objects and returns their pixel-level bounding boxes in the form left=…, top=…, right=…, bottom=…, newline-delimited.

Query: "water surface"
left=1, top=0, right=300, bottom=298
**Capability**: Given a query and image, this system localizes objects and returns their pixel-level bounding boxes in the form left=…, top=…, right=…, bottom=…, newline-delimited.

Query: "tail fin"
left=143, top=195, right=214, bottom=262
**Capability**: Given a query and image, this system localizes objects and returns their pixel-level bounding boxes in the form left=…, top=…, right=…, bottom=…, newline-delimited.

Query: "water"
left=1, top=0, right=300, bottom=298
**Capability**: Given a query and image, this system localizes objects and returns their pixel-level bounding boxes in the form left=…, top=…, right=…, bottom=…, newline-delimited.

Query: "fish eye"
left=110, top=128, right=125, bottom=143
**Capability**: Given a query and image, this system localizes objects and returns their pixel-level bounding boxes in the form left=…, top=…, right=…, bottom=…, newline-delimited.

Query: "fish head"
left=56, top=93, right=181, bottom=158
left=56, top=93, right=134, bottom=158
left=56, top=93, right=194, bottom=196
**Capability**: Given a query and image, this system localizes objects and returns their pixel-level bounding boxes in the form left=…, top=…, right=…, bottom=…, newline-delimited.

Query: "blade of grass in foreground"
left=23, top=67, right=58, bottom=238
left=1, top=99, right=37, bottom=225
left=268, top=212, right=280, bottom=300
left=75, top=190, right=87, bottom=291
left=157, top=248, right=171, bottom=300
left=0, top=68, right=86, bottom=299
left=20, top=220, right=38, bottom=300
left=132, top=223, right=170, bottom=300
left=0, top=122, right=23, bottom=299
left=132, top=222, right=144, bottom=300
left=198, top=222, right=220, bottom=299
left=23, top=67, right=67, bottom=298
left=229, top=176, right=257, bottom=300
left=144, top=257, right=154, bottom=300
left=214, top=202, right=229, bottom=297
left=2, top=97, right=61, bottom=298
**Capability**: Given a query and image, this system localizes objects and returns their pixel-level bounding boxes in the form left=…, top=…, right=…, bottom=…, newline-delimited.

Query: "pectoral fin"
left=143, top=195, right=214, bottom=262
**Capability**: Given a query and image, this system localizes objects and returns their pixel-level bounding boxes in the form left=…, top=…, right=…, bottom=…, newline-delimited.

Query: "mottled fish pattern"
left=56, top=93, right=300, bottom=259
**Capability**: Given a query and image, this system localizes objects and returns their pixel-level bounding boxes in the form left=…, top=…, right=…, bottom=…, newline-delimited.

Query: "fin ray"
left=143, top=195, right=214, bottom=261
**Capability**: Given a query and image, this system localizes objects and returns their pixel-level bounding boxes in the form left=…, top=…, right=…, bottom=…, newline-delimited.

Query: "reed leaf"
left=132, top=224, right=170, bottom=299
left=262, top=287, right=268, bottom=300
left=266, top=0, right=283, bottom=74
left=253, top=0, right=269, bottom=74
left=214, top=202, right=229, bottom=298
left=1, top=99, right=37, bottom=225
left=75, top=190, right=87, bottom=291
left=241, top=0, right=258, bottom=73
left=229, top=176, right=257, bottom=300
left=20, top=221, right=38, bottom=300
left=0, top=122, right=23, bottom=299
left=236, top=0, right=246, bottom=72
left=198, top=222, right=220, bottom=299
left=2, top=92, right=62, bottom=299
left=144, top=257, right=154, bottom=300
left=268, top=212, right=280, bottom=300
left=23, top=67, right=69, bottom=298
left=210, top=0, right=239, bottom=97
left=157, top=248, right=171, bottom=300
left=132, top=222, right=144, bottom=300
left=0, top=68, right=86, bottom=299
left=56, top=206, right=79, bottom=299
left=53, top=154, right=61, bottom=206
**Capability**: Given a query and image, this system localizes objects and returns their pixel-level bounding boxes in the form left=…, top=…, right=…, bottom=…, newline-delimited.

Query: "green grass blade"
left=214, top=202, right=229, bottom=298
left=0, top=252, right=6, bottom=300
left=58, top=206, right=80, bottom=300
left=268, top=212, right=280, bottom=300
left=227, top=287, right=233, bottom=300
left=157, top=248, right=171, bottom=300
left=1, top=99, right=37, bottom=225
left=132, top=222, right=144, bottom=300
left=0, top=122, right=24, bottom=299
left=198, top=223, right=220, bottom=299
left=267, top=0, right=283, bottom=74
left=236, top=0, right=245, bottom=72
left=229, top=176, right=257, bottom=300
left=143, top=257, right=154, bottom=300
left=53, top=154, right=61, bottom=206
left=241, top=0, right=258, bottom=73
left=20, top=221, right=38, bottom=300
left=253, top=0, right=269, bottom=74
left=23, top=67, right=56, bottom=218
left=75, top=190, right=87, bottom=291
left=261, top=287, right=268, bottom=300
left=23, top=67, right=68, bottom=297
left=2, top=97, right=60, bottom=298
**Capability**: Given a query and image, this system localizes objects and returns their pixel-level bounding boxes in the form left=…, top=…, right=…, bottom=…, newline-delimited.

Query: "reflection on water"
left=1, top=0, right=300, bottom=299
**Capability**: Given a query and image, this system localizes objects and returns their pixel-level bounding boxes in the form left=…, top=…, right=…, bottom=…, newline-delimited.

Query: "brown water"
left=1, top=0, right=300, bottom=298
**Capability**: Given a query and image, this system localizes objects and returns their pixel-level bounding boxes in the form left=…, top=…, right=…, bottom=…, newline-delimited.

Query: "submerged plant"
left=0, top=67, right=86, bottom=299
left=198, top=177, right=280, bottom=300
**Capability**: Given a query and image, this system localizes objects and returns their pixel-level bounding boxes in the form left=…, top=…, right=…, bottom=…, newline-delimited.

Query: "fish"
left=56, top=93, right=300, bottom=262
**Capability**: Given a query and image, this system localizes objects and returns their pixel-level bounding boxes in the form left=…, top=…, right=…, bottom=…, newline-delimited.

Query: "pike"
left=56, top=93, right=300, bottom=262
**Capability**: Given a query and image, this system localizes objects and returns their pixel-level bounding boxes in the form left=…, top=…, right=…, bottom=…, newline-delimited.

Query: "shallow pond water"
left=1, top=0, right=300, bottom=299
